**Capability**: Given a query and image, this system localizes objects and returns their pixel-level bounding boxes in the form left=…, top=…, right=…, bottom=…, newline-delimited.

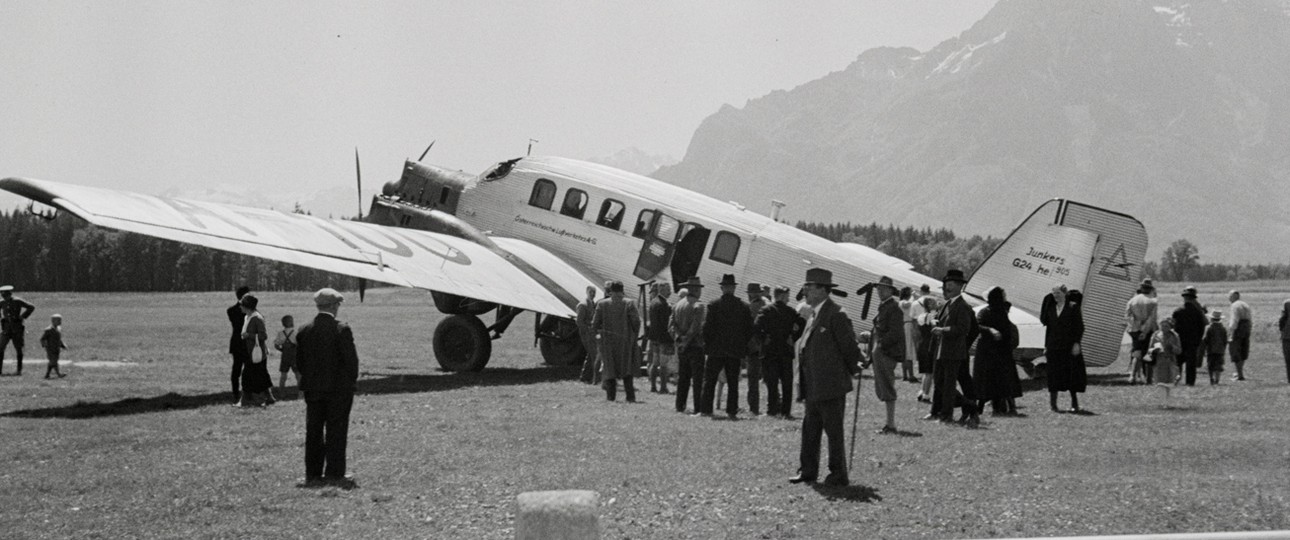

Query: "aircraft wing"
left=0, top=177, right=575, bottom=318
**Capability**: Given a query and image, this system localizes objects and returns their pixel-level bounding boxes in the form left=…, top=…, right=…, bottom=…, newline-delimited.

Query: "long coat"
left=973, top=302, right=1022, bottom=400
left=1041, top=292, right=1086, bottom=392
left=702, top=294, right=754, bottom=358
left=873, top=297, right=906, bottom=361
left=296, top=313, right=360, bottom=396
left=933, top=295, right=976, bottom=361
left=592, top=296, right=641, bottom=380
left=797, top=298, right=861, bottom=403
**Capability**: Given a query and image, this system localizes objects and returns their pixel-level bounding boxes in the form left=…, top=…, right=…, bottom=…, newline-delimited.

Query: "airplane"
left=0, top=154, right=1146, bottom=373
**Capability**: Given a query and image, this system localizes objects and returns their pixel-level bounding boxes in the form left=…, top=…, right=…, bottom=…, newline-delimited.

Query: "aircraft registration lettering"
left=513, top=215, right=598, bottom=246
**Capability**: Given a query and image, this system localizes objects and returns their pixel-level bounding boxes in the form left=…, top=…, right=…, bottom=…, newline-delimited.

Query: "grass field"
left=1, top=287, right=1289, bottom=539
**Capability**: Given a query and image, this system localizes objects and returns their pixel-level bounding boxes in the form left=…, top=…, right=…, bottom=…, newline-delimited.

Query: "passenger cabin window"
left=596, top=199, right=626, bottom=230
left=529, top=179, right=556, bottom=210
left=439, top=187, right=451, bottom=205
left=560, top=188, right=589, bottom=219
left=709, top=230, right=741, bottom=265
left=632, top=210, right=656, bottom=238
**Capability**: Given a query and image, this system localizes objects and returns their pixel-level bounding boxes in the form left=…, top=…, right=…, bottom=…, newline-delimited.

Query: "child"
left=273, top=315, right=299, bottom=398
left=1149, top=318, right=1181, bottom=407
left=1202, top=310, right=1228, bottom=385
left=39, top=314, right=68, bottom=379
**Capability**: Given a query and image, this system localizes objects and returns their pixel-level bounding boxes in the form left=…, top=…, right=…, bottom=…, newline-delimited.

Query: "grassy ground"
left=1, top=288, right=1288, bottom=539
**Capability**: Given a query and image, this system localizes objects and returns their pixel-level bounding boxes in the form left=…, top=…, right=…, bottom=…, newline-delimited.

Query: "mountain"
left=587, top=147, right=677, bottom=176
left=653, top=0, right=1290, bottom=263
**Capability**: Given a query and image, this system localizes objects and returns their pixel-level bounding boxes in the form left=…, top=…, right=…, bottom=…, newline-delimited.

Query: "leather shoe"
left=876, top=425, right=897, bottom=435
left=823, top=473, right=850, bottom=487
left=921, top=413, right=939, bottom=421
left=788, top=474, right=817, bottom=484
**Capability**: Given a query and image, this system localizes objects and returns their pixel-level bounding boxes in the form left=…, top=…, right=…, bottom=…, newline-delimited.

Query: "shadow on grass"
left=811, top=483, right=882, bottom=503
left=1, top=365, right=581, bottom=419
left=1019, top=373, right=1129, bottom=393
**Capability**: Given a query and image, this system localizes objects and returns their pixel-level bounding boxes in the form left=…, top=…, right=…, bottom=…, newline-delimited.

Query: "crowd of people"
left=572, top=267, right=1290, bottom=487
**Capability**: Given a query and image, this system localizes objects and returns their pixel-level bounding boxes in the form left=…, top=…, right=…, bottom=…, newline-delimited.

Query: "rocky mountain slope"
left=653, top=0, right=1290, bottom=263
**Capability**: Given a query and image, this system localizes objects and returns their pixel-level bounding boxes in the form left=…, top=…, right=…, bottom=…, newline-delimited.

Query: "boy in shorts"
left=40, top=314, right=68, bottom=379
left=274, top=315, right=299, bottom=397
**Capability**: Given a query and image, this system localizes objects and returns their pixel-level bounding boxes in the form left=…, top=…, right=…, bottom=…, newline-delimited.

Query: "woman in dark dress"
left=237, top=294, right=276, bottom=407
left=1040, top=285, right=1087, bottom=413
left=974, top=287, right=1022, bottom=415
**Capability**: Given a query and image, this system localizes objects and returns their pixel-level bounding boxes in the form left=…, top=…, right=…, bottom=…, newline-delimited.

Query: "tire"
left=433, top=314, right=492, bottom=372
left=537, top=317, right=586, bottom=366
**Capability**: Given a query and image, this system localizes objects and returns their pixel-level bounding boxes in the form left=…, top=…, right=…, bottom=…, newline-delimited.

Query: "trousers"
left=930, top=356, right=975, bottom=418
left=604, top=377, right=636, bottom=402
left=230, top=348, right=249, bottom=395
left=1179, top=344, right=1200, bottom=386
left=799, top=397, right=847, bottom=479
left=675, top=345, right=705, bottom=412
left=763, top=354, right=794, bottom=417
left=305, top=391, right=354, bottom=479
left=702, top=355, right=741, bottom=416
left=1, top=332, right=24, bottom=373
left=745, top=353, right=762, bottom=414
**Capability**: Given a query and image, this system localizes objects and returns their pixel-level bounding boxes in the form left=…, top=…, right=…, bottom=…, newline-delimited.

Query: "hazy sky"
left=0, top=1, right=996, bottom=211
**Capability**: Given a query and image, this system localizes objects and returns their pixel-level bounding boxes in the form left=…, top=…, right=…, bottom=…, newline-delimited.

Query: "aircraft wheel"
left=538, top=319, right=586, bottom=366
left=433, top=314, right=492, bottom=372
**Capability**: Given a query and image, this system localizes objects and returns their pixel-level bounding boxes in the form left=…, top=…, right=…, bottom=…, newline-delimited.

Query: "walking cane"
left=848, top=363, right=863, bottom=472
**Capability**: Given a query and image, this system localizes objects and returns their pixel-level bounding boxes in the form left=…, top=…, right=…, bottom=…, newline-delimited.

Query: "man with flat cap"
left=868, top=276, right=905, bottom=434
left=296, top=288, right=360, bottom=487
left=1172, top=286, right=1207, bottom=386
left=791, top=268, right=861, bottom=487
left=744, top=282, right=768, bottom=415
left=755, top=286, right=805, bottom=418
left=927, top=269, right=979, bottom=426
left=0, top=285, right=36, bottom=376
left=671, top=277, right=706, bottom=414
left=702, top=274, right=754, bottom=419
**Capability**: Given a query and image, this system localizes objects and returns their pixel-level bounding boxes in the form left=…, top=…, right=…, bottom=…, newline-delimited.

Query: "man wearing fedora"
left=869, top=276, right=905, bottom=434
left=791, top=268, right=861, bottom=487
left=756, top=286, right=805, bottom=419
left=0, top=285, right=35, bottom=376
left=1172, top=286, right=1208, bottom=386
left=593, top=281, right=642, bottom=402
left=702, top=274, right=754, bottom=419
left=744, top=282, right=768, bottom=416
left=1125, top=279, right=1158, bottom=384
left=670, top=277, right=706, bottom=414
left=927, top=269, right=980, bottom=426
left=296, top=288, right=360, bottom=488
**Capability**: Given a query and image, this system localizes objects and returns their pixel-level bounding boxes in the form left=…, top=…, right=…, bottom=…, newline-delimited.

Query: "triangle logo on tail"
left=1097, top=243, right=1134, bottom=281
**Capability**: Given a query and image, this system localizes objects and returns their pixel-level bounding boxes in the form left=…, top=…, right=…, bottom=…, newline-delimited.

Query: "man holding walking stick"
left=789, top=268, right=862, bottom=488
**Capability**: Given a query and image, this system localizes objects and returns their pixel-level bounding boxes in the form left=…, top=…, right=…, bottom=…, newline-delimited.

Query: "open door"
left=669, top=222, right=710, bottom=287
left=633, top=211, right=681, bottom=280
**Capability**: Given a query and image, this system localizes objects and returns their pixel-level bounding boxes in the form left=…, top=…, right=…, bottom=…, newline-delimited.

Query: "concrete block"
left=515, top=490, right=599, bottom=540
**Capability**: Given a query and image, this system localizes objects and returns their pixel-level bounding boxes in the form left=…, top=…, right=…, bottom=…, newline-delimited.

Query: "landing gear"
left=432, top=314, right=492, bottom=372
left=536, top=315, right=586, bottom=366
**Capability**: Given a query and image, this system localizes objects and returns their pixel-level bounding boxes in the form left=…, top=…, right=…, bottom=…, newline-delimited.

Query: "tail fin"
left=967, top=199, right=1148, bottom=367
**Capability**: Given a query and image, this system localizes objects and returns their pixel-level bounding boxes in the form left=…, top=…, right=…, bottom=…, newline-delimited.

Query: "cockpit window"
left=596, top=199, right=626, bottom=231
left=529, top=179, right=557, bottom=210
left=560, top=188, right=589, bottom=219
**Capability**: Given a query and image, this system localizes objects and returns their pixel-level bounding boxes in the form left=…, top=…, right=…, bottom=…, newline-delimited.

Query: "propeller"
left=854, top=283, right=876, bottom=321
left=354, top=146, right=366, bottom=302
left=418, top=141, right=436, bottom=161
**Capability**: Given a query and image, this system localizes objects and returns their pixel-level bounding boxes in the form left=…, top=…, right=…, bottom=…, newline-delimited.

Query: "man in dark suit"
left=702, top=274, right=754, bottom=419
left=227, top=285, right=251, bottom=400
left=296, top=288, right=360, bottom=488
left=1172, top=286, right=1207, bottom=386
left=926, top=269, right=979, bottom=426
left=755, top=286, right=805, bottom=419
left=791, top=268, right=861, bottom=487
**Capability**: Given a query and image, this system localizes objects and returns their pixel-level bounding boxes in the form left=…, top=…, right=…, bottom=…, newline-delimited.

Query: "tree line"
left=0, top=209, right=355, bottom=292
left=1, top=208, right=1284, bottom=292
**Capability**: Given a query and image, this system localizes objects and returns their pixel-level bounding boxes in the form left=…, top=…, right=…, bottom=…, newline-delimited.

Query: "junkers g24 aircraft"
left=0, top=154, right=1146, bottom=372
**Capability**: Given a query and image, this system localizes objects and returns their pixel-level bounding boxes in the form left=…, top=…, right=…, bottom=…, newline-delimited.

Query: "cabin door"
left=632, top=211, right=681, bottom=280
left=669, top=222, right=710, bottom=287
